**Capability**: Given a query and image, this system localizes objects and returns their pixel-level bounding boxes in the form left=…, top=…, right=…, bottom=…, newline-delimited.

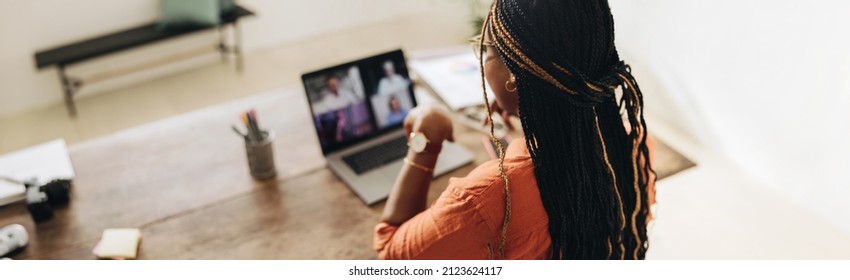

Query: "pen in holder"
left=244, top=130, right=277, bottom=180
left=235, top=109, right=276, bottom=180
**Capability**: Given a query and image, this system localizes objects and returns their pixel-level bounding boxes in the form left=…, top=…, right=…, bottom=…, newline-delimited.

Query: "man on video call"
left=319, top=74, right=358, bottom=113
left=317, top=74, right=359, bottom=144
left=376, top=60, right=410, bottom=97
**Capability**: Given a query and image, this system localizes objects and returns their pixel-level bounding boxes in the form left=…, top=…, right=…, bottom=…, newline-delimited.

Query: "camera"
left=25, top=179, right=72, bottom=222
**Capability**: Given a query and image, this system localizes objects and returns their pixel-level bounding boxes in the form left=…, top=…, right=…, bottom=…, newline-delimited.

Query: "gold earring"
left=505, top=76, right=517, bottom=93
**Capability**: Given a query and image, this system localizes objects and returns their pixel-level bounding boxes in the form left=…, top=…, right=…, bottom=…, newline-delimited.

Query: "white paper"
left=0, top=139, right=75, bottom=206
left=0, top=180, right=25, bottom=206
left=410, top=53, right=496, bottom=111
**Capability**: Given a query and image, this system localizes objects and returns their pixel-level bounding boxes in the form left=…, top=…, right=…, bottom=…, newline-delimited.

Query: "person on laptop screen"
left=319, top=74, right=358, bottom=112
left=375, top=0, right=658, bottom=260
left=384, top=95, right=408, bottom=126
left=376, top=60, right=411, bottom=97
left=311, top=69, right=374, bottom=147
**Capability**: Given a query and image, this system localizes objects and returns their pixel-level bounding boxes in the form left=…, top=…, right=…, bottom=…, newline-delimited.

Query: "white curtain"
left=610, top=0, right=850, bottom=234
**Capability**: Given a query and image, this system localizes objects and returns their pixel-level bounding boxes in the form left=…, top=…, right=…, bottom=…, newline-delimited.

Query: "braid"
left=481, top=0, right=655, bottom=259
left=479, top=8, right=511, bottom=259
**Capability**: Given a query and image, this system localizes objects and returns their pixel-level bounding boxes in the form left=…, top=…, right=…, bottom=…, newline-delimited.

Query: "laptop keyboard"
left=342, top=136, right=408, bottom=175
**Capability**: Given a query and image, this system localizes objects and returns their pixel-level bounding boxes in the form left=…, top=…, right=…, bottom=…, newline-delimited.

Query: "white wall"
left=0, top=0, right=470, bottom=117
left=610, top=0, right=850, bottom=235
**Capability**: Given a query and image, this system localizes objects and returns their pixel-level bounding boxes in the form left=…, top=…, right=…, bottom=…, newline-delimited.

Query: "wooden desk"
left=0, top=85, right=691, bottom=259
left=0, top=87, right=489, bottom=259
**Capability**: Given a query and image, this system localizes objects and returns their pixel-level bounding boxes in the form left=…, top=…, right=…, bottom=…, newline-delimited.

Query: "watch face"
left=410, top=133, right=427, bottom=152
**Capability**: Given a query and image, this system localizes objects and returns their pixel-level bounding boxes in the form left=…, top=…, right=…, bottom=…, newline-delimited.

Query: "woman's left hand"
left=483, top=99, right=517, bottom=131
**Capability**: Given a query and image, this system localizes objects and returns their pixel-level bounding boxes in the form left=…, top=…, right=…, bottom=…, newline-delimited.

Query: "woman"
left=375, top=0, right=656, bottom=260
left=385, top=95, right=408, bottom=126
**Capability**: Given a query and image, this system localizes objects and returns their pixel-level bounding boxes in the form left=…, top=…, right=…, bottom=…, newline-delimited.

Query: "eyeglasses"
left=469, top=35, right=495, bottom=61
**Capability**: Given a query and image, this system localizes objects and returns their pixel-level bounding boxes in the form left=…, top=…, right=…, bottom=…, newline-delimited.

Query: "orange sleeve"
left=374, top=182, right=494, bottom=260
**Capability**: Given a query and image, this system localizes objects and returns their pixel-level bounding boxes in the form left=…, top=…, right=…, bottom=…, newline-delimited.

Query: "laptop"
left=301, top=49, right=474, bottom=205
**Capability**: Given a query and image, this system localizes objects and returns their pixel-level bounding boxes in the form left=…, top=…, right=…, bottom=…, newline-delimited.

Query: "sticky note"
left=93, top=228, right=141, bottom=260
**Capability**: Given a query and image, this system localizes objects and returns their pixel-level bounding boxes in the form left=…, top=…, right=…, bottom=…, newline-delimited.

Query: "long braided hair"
left=479, top=0, right=654, bottom=260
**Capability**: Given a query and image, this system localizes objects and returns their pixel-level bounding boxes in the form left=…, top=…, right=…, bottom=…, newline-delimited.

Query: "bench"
left=34, top=5, right=255, bottom=117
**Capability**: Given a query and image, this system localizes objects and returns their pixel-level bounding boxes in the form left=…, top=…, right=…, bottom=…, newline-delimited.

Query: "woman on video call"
left=375, top=0, right=657, bottom=259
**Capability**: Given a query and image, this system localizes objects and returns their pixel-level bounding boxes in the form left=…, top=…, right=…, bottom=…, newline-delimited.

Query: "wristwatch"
left=408, top=132, right=441, bottom=154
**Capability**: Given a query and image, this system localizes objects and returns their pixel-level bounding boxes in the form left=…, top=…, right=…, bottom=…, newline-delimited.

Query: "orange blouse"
left=374, top=138, right=552, bottom=259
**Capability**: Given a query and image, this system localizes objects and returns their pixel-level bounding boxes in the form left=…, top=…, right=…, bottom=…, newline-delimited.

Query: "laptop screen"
left=301, top=50, right=416, bottom=154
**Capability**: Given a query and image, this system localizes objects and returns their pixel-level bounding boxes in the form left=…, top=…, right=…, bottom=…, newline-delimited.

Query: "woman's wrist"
left=406, top=150, right=439, bottom=170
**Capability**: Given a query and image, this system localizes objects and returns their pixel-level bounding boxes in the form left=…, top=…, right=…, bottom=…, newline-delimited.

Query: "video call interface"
left=303, top=51, right=415, bottom=152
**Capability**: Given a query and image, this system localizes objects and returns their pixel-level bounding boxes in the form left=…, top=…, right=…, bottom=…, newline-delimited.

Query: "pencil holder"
left=245, top=131, right=277, bottom=180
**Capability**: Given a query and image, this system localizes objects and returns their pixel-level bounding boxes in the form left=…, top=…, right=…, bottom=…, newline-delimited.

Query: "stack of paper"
left=410, top=52, right=496, bottom=111
left=0, top=181, right=24, bottom=207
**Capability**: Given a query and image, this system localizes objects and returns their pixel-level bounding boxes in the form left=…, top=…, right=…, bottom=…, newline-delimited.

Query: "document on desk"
left=410, top=53, right=495, bottom=111
left=0, top=139, right=75, bottom=206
